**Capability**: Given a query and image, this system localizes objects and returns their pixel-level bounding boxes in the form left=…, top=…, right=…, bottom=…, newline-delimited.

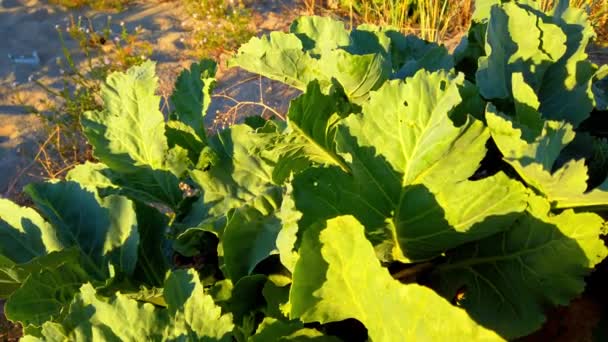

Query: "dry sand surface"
left=0, top=0, right=299, bottom=197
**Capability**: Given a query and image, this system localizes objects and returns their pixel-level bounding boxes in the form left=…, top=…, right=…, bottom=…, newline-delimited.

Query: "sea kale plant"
left=1, top=0, right=608, bottom=340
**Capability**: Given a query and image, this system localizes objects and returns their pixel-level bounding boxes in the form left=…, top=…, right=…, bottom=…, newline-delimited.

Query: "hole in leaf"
left=468, top=138, right=521, bottom=181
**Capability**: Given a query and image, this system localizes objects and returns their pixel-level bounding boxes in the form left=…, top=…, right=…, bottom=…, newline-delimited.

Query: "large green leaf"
left=229, top=31, right=321, bottom=90
left=476, top=2, right=567, bottom=100
left=0, top=251, right=78, bottom=298
left=232, top=16, right=453, bottom=104
left=276, top=184, right=301, bottom=273
left=338, top=72, right=485, bottom=187
left=131, top=202, right=169, bottom=287
left=66, top=162, right=117, bottom=190
left=171, top=200, right=226, bottom=258
left=432, top=195, right=608, bottom=339
left=289, top=215, right=503, bottom=341
left=165, top=120, right=205, bottom=164
left=476, top=1, right=599, bottom=127
left=82, top=61, right=183, bottom=208
left=0, top=199, right=62, bottom=264
left=0, top=181, right=141, bottom=326
left=182, top=123, right=289, bottom=259
left=221, top=207, right=281, bottom=282
left=471, top=0, right=501, bottom=22
left=190, top=124, right=282, bottom=217
left=69, top=170, right=185, bottom=214
left=537, top=0, right=599, bottom=126
left=105, top=168, right=184, bottom=208
left=67, top=162, right=184, bottom=209
left=262, top=280, right=290, bottom=319
left=170, top=59, right=217, bottom=142
left=25, top=181, right=139, bottom=278
left=25, top=269, right=233, bottom=341
left=487, top=106, right=608, bottom=208
left=83, top=61, right=168, bottom=170
left=5, top=261, right=89, bottom=327
left=0, top=181, right=140, bottom=300
left=163, top=269, right=234, bottom=340
left=230, top=23, right=389, bottom=104
left=285, top=81, right=351, bottom=171
left=293, top=71, right=527, bottom=261
left=387, top=33, right=454, bottom=79
left=289, top=15, right=350, bottom=54
left=453, top=22, right=487, bottom=79
left=318, top=49, right=390, bottom=104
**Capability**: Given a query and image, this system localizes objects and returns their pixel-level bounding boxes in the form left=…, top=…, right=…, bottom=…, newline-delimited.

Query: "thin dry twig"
left=216, top=75, right=259, bottom=94
left=3, top=125, right=87, bottom=197
left=4, top=127, right=59, bottom=196
left=212, top=92, right=285, bottom=121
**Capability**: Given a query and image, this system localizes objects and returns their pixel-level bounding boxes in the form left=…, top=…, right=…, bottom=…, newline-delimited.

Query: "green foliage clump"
left=2, top=0, right=608, bottom=340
